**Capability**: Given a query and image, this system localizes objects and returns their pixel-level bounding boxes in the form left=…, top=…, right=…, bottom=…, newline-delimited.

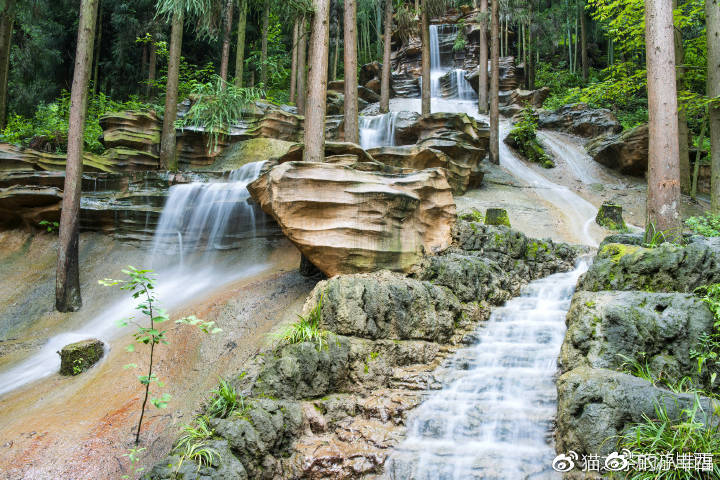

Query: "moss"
left=485, top=208, right=511, bottom=227
left=600, top=243, right=641, bottom=263
left=595, top=203, right=627, bottom=231
left=459, top=208, right=484, bottom=223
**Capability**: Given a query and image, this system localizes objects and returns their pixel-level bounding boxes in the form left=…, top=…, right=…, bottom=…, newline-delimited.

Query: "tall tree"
left=672, top=2, right=690, bottom=193
left=290, top=18, right=299, bottom=102
left=303, top=0, right=330, bottom=162
left=379, top=0, right=392, bottom=113
left=296, top=16, right=307, bottom=114
left=146, top=31, right=157, bottom=99
left=580, top=0, right=589, bottom=83
left=235, top=0, right=247, bottom=87
left=709, top=0, right=720, bottom=212
left=158, top=9, right=183, bottom=170
left=0, top=0, right=16, bottom=129
left=489, top=0, right=499, bottom=164
left=261, top=0, right=269, bottom=86
left=56, top=0, right=100, bottom=312
left=478, top=0, right=488, bottom=114
left=344, top=0, right=358, bottom=142
left=219, top=0, right=234, bottom=83
left=644, top=0, right=681, bottom=234
left=420, top=0, right=431, bottom=115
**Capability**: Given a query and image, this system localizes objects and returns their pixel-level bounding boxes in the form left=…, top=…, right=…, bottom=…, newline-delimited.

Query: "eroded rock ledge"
left=147, top=222, right=581, bottom=480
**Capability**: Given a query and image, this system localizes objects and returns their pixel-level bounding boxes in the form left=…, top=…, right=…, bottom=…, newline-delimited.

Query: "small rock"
left=595, top=202, right=626, bottom=230
left=485, top=208, right=511, bottom=227
left=58, top=339, right=104, bottom=376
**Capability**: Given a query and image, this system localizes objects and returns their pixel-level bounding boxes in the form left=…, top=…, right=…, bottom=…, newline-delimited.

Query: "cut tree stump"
left=58, top=338, right=104, bottom=376
left=485, top=208, right=511, bottom=227
left=595, top=202, right=627, bottom=231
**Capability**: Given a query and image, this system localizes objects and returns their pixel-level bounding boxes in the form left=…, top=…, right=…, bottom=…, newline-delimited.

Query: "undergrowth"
left=275, top=294, right=328, bottom=349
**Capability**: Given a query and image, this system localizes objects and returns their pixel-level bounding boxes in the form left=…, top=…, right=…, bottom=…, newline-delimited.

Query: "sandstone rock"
left=358, top=85, right=381, bottom=103
left=560, top=291, right=714, bottom=386
left=585, top=124, right=648, bottom=176
left=538, top=103, right=622, bottom=138
left=359, top=61, right=382, bottom=86
left=200, top=138, right=295, bottom=172
left=595, top=202, right=626, bottom=230
left=466, top=56, right=525, bottom=96
left=556, top=366, right=719, bottom=458
left=58, top=339, right=104, bottom=375
left=248, top=161, right=456, bottom=277
left=99, top=110, right=161, bottom=153
left=578, top=238, right=720, bottom=293
left=391, top=72, right=420, bottom=98
left=0, top=185, right=62, bottom=228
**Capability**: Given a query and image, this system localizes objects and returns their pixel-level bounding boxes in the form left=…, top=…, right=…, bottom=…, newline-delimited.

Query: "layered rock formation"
left=147, top=221, right=581, bottom=480
left=585, top=123, right=648, bottom=176
left=538, top=103, right=622, bottom=138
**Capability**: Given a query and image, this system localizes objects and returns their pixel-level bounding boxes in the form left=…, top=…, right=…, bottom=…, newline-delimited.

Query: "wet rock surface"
left=585, top=124, right=648, bottom=176
left=538, top=103, right=622, bottom=138
left=147, top=222, right=580, bottom=479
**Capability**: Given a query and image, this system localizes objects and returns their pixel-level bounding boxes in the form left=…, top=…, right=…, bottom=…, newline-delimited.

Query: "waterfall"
left=452, top=69, right=477, bottom=100
left=359, top=113, right=399, bottom=149
left=384, top=261, right=589, bottom=479
left=429, top=24, right=453, bottom=98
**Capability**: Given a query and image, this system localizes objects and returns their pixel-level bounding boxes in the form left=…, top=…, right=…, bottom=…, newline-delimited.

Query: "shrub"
left=507, top=107, right=554, bottom=168
left=206, top=377, right=251, bottom=419
left=686, top=213, right=720, bottom=237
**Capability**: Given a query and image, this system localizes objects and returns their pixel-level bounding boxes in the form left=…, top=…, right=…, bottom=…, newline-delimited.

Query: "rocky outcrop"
left=248, top=160, right=456, bottom=277
left=585, top=124, right=648, bottom=176
left=466, top=56, right=525, bottom=95
left=58, top=339, right=105, bottom=376
left=538, top=103, right=622, bottom=138
left=578, top=238, right=720, bottom=293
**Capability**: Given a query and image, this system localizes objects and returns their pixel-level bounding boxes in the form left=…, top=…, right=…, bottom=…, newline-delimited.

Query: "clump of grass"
left=618, top=353, right=657, bottom=384
left=173, top=416, right=220, bottom=470
left=459, top=208, right=483, bottom=223
left=275, top=295, right=328, bottom=349
left=206, top=378, right=241, bottom=418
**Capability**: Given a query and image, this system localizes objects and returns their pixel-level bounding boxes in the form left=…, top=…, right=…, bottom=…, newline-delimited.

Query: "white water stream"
left=0, top=162, right=269, bottom=396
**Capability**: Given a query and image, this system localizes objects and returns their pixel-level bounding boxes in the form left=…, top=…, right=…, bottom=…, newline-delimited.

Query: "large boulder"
left=538, top=103, right=622, bottom=138
left=585, top=124, right=648, bottom=176
left=247, top=161, right=456, bottom=277
left=578, top=238, right=720, bottom=293
left=560, top=291, right=715, bottom=386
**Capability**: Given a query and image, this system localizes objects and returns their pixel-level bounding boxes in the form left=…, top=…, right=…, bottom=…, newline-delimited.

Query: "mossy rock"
left=58, top=339, right=104, bottom=376
left=485, top=208, right=510, bottom=227
left=595, top=202, right=627, bottom=231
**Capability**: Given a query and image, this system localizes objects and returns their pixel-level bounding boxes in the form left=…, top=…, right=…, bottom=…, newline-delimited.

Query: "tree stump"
left=595, top=202, right=627, bottom=231
left=485, top=208, right=511, bottom=227
left=58, top=339, right=104, bottom=376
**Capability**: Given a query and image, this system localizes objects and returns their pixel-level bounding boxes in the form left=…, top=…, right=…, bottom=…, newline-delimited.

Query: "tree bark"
left=707, top=0, right=720, bottom=212
left=344, top=0, right=358, bottom=142
left=332, top=22, right=339, bottom=81
left=420, top=0, right=431, bottom=115
left=92, top=1, right=102, bottom=94
left=303, top=0, right=330, bottom=162
left=290, top=19, right=299, bottom=103
left=489, top=0, right=499, bottom=164
left=580, top=0, right=589, bottom=83
left=219, top=0, right=234, bottom=84
left=146, top=34, right=157, bottom=98
left=528, top=2, right=535, bottom=90
left=261, top=0, right=269, bottom=86
left=379, top=0, right=392, bottom=113
left=0, top=0, right=16, bottom=130
left=159, top=10, right=183, bottom=171
left=478, top=0, right=488, bottom=114
left=672, top=2, right=690, bottom=193
left=56, top=0, right=99, bottom=312
left=644, top=0, right=681, bottom=235
left=296, top=17, right=307, bottom=114
left=235, top=0, right=247, bottom=87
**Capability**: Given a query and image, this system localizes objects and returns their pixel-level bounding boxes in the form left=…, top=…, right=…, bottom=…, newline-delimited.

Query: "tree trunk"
left=219, top=0, right=234, bottom=84
left=261, top=0, right=269, bottom=86
left=489, top=0, right=500, bottom=164
left=235, top=0, right=247, bottom=87
left=159, top=10, right=183, bottom=171
left=0, top=0, right=16, bottom=130
left=332, top=23, right=339, bottom=81
left=290, top=19, right=299, bottom=103
left=672, top=2, right=690, bottom=193
left=478, top=0, right=488, bottom=113
left=146, top=34, right=157, bottom=98
left=296, top=17, right=307, bottom=114
left=707, top=0, right=720, bottom=212
left=692, top=109, right=707, bottom=199
left=92, top=1, right=101, bottom=94
left=303, top=0, right=330, bottom=162
left=379, top=0, right=392, bottom=113
left=344, top=0, right=358, bottom=142
left=528, top=2, right=535, bottom=90
left=580, top=0, right=589, bottom=82
left=56, top=0, right=99, bottom=313
left=420, top=0, right=431, bottom=115
left=644, top=0, right=681, bottom=235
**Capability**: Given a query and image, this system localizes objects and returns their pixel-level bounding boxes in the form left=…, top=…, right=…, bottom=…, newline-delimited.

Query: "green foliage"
left=275, top=295, right=328, bottom=349
left=689, top=284, right=720, bottom=387
left=175, top=75, right=264, bottom=151
left=206, top=378, right=250, bottom=419
left=38, top=220, right=59, bottom=233
left=686, top=214, right=720, bottom=238
left=459, top=208, right=484, bottom=223
left=174, top=416, right=220, bottom=470
left=643, top=223, right=683, bottom=248
left=618, top=353, right=656, bottom=384
left=120, top=446, right=147, bottom=479
left=99, top=266, right=221, bottom=444
left=452, top=20, right=467, bottom=52
left=508, top=107, right=554, bottom=168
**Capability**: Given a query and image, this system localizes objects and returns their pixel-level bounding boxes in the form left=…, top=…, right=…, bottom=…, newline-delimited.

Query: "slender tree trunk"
left=0, top=0, right=16, bottom=130
left=261, top=0, right=269, bottom=86
left=707, top=0, right=720, bottom=212
left=379, top=0, right=392, bottom=113
left=522, top=22, right=528, bottom=89
left=608, top=36, right=614, bottom=66
left=146, top=35, right=157, bottom=98
left=296, top=17, right=307, bottom=114
left=499, top=17, right=503, bottom=58
left=528, top=2, right=535, bottom=90
left=332, top=24, right=339, bottom=81
left=573, top=9, right=579, bottom=75
left=692, top=109, right=707, bottom=199
left=344, top=0, right=359, bottom=142
left=219, top=0, right=234, bottom=84
left=672, top=2, right=690, bottom=193
left=290, top=19, right=299, bottom=103
left=580, top=0, right=589, bottom=82
left=304, top=0, right=330, bottom=162
left=159, top=10, right=183, bottom=171
left=56, top=0, right=99, bottom=313
left=420, top=0, right=431, bottom=115
left=235, top=0, right=247, bottom=87
left=504, top=19, right=508, bottom=58
left=478, top=0, right=488, bottom=113
left=489, top=0, right=500, bottom=164
left=92, top=1, right=101, bottom=94
left=644, top=0, right=681, bottom=235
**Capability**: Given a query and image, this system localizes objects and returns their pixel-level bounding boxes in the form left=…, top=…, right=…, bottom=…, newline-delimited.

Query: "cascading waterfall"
left=429, top=24, right=444, bottom=97
left=385, top=260, right=589, bottom=480
left=0, top=161, right=269, bottom=396
left=359, top=112, right=399, bottom=149
left=451, top=69, right=477, bottom=100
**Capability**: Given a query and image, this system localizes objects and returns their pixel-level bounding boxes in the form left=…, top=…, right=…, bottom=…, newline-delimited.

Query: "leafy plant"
left=618, top=353, right=657, bottom=384
left=174, top=416, right=220, bottom=471
left=507, top=107, right=555, bottom=168
left=120, top=446, right=147, bottom=479
left=459, top=208, right=484, bottom=223
left=99, top=266, right=222, bottom=444
left=275, top=294, right=328, bottom=349
left=206, top=378, right=247, bottom=419
left=686, top=213, right=720, bottom=237
left=38, top=220, right=59, bottom=233
left=643, top=222, right=683, bottom=248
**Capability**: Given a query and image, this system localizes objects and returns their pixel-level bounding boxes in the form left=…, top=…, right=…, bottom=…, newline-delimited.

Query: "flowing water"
left=0, top=162, right=270, bottom=396
left=385, top=261, right=589, bottom=480
left=359, top=112, right=399, bottom=149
